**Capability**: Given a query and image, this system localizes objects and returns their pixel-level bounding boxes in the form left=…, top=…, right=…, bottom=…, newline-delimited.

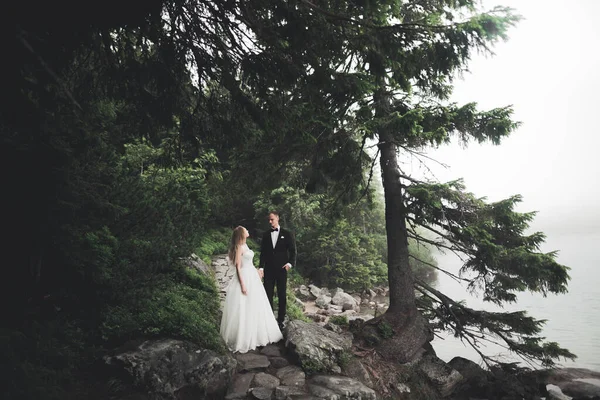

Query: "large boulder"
left=296, top=285, right=312, bottom=300
left=315, top=294, right=332, bottom=309
left=414, top=355, right=463, bottom=397
left=448, top=356, right=489, bottom=397
left=543, top=368, right=600, bottom=399
left=450, top=357, right=550, bottom=400
left=560, top=380, right=600, bottom=398
left=331, top=291, right=359, bottom=311
left=104, top=339, right=236, bottom=400
left=284, top=320, right=352, bottom=374
left=309, top=284, right=322, bottom=298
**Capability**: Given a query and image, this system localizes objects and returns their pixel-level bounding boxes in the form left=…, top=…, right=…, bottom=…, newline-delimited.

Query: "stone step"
left=275, top=365, right=306, bottom=387
left=236, top=352, right=271, bottom=372
left=252, top=372, right=280, bottom=389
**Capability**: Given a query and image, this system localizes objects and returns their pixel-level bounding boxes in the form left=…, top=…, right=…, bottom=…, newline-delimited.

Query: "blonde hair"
left=228, top=226, right=246, bottom=266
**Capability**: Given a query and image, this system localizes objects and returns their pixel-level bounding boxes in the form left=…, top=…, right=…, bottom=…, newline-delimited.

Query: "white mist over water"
left=430, top=229, right=600, bottom=370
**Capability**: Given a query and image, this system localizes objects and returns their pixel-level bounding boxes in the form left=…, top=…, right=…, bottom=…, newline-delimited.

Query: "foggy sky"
left=417, top=0, right=600, bottom=239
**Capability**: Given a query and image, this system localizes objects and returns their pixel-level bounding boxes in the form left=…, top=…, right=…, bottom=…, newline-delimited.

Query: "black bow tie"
left=270, top=228, right=279, bottom=232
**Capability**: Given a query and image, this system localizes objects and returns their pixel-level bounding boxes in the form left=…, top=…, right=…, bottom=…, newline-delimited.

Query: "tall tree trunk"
left=378, top=128, right=415, bottom=316
left=370, top=66, right=432, bottom=362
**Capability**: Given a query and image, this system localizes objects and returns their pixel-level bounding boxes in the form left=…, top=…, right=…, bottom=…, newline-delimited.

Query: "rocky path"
left=212, top=255, right=376, bottom=400
left=212, top=254, right=235, bottom=306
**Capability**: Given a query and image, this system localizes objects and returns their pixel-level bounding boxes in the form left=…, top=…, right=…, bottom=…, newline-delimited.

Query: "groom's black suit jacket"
left=258, top=227, right=297, bottom=276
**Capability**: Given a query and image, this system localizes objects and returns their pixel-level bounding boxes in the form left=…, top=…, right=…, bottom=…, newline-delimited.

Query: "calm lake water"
left=430, top=231, right=600, bottom=371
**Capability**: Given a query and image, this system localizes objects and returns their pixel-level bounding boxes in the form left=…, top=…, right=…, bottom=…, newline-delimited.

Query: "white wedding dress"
left=220, top=244, right=283, bottom=353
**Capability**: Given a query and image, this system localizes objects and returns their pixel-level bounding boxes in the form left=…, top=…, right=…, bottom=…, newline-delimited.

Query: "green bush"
left=101, top=267, right=224, bottom=352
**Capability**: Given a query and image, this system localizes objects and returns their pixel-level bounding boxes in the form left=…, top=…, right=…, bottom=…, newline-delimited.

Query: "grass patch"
left=329, top=315, right=349, bottom=327
left=195, top=228, right=231, bottom=264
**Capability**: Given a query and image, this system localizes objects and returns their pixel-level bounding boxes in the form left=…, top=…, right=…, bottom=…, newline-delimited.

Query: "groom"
left=258, top=211, right=297, bottom=330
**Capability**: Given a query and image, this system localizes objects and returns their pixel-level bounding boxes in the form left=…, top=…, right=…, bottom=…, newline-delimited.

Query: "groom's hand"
left=282, top=263, right=291, bottom=271
left=258, top=268, right=264, bottom=279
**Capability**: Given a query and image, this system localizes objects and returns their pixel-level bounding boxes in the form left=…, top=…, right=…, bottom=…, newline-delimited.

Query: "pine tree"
left=219, top=0, right=575, bottom=366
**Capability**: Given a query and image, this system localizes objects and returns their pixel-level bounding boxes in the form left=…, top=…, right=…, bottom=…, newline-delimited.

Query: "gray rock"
left=448, top=356, right=488, bottom=393
left=542, top=367, right=600, bottom=400
left=396, top=383, right=411, bottom=393
left=284, top=320, right=352, bottom=374
left=275, top=386, right=309, bottom=400
left=342, top=302, right=357, bottom=312
left=546, top=367, right=600, bottom=384
left=297, top=285, right=312, bottom=300
left=315, top=295, right=332, bottom=308
left=227, top=373, right=255, bottom=397
left=308, top=284, right=322, bottom=298
left=252, top=372, right=280, bottom=389
left=547, top=384, right=571, bottom=400
left=276, top=365, right=306, bottom=387
left=342, top=358, right=374, bottom=389
left=270, top=356, right=290, bottom=369
left=104, top=339, right=236, bottom=400
left=250, top=386, right=274, bottom=399
left=260, top=344, right=282, bottom=358
left=416, top=355, right=463, bottom=397
left=323, top=322, right=342, bottom=334
left=559, top=380, right=600, bottom=398
left=332, top=287, right=345, bottom=296
left=331, top=292, right=358, bottom=309
left=307, top=375, right=377, bottom=400
left=236, top=352, right=271, bottom=372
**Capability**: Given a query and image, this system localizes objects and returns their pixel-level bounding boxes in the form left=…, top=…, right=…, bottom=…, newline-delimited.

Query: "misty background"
left=410, top=0, right=600, bottom=369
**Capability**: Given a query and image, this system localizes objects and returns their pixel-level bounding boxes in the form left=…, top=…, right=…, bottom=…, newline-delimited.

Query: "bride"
left=220, top=226, right=283, bottom=353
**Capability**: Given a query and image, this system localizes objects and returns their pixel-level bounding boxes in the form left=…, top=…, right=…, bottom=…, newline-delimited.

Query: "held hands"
left=282, top=263, right=291, bottom=271
left=257, top=269, right=264, bottom=279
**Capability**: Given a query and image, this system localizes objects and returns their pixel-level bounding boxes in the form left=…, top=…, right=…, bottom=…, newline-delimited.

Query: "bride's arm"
left=235, top=247, right=247, bottom=294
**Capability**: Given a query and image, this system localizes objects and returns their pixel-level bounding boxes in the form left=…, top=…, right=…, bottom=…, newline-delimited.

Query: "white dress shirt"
left=271, top=227, right=279, bottom=248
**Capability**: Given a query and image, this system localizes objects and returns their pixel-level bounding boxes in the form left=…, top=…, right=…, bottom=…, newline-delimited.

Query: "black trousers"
left=264, top=270, right=287, bottom=324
